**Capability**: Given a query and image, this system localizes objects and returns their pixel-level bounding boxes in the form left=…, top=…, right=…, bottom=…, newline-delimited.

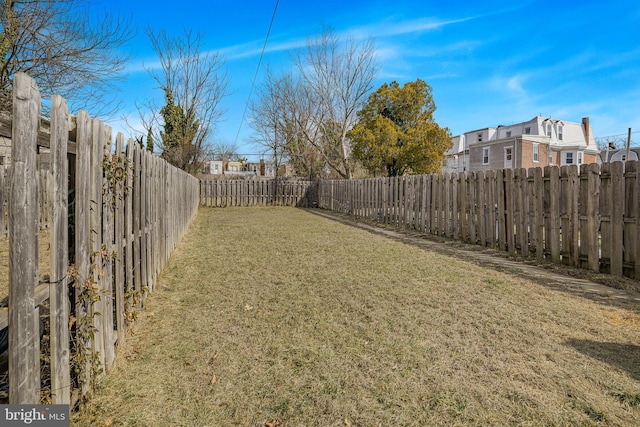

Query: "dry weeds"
left=73, top=207, right=640, bottom=426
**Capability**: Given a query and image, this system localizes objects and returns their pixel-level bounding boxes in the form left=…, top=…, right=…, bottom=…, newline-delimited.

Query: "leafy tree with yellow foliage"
left=348, top=79, right=452, bottom=177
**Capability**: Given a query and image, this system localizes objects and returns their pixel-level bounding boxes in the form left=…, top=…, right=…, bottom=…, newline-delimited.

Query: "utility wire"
left=233, top=0, right=280, bottom=147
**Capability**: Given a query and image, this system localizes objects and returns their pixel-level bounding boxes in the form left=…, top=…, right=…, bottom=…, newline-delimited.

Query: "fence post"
left=114, top=134, right=126, bottom=347
left=75, top=110, right=92, bottom=395
left=610, top=161, right=624, bottom=275
left=90, top=118, right=106, bottom=374
left=9, top=72, right=41, bottom=404
left=0, top=165, right=5, bottom=239
left=545, top=166, right=561, bottom=263
left=124, top=141, right=135, bottom=317
left=504, top=168, right=515, bottom=254
left=49, top=94, right=71, bottom=404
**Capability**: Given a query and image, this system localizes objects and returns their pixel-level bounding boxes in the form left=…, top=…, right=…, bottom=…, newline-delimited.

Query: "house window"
left=546, top=123, right=552, bottom=137
left=506, top=131, right=512, bottom=138
left=478, top=133, right=483, bottom=142
left=566, top=152, right=573, bottom=164
left=549, top=149, right=554, bottom=165
left=482, top=147, right=490, bottom=165
left=533, top=144, right=539, bottom=162
left=558, top=125, right=563, bottom=141
left=524, top=127, right=531, bottom=135
left=504, top=147, right=513, bottom=168
left=577, top=152, right=583, bottom=165
left=0, top=155, right=4, bottom=165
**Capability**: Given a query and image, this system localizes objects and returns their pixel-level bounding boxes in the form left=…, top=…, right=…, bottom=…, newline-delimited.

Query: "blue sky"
left=97, top=0, right=640, bottom=159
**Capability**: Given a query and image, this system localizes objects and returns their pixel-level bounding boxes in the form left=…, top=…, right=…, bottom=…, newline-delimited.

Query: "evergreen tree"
left=159, top=88, right=200, bottom=171
left=348, top=79, right=452, bottom=177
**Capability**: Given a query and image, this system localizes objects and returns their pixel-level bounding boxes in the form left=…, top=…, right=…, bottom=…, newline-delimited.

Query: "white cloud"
left=506, top=74, right=527, bottom=95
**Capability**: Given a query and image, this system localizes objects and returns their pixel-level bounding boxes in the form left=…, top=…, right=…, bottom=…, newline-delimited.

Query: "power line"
left=233, top=0, right=280, bottom=147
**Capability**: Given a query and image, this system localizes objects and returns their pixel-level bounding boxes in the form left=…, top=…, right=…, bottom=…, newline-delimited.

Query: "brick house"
left=443, top=116, right=599, bottom=173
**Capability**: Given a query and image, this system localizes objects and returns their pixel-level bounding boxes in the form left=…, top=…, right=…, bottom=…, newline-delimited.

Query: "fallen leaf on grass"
left=265, top=419, right=280, bottom=427
left=244, top=304, right=254, bottom=311
left=210, top=374, right=217, bottom=385
left=344, top=418, right=352, bottom=427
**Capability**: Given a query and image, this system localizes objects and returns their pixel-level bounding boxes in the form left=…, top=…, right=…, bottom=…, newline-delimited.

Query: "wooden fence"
left=317, top=162, right=640, bottom=278
left=0, top=164, right=50, bottom=239
left=3, top=73, right=200, bottom=405
left=200, top=178, right=315, bottom=207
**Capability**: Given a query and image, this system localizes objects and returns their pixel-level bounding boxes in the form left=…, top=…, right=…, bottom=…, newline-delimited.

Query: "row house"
left=205, top=158, right=283, bottom=177
left=443, top=116, right=599, bottom=173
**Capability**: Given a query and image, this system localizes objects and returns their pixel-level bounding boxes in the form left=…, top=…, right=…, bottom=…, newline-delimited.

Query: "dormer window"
left=506, top=131, right=511, bottom=138
left=546, top=123, right=552, bottom=137
left=524, top=127, right=531, bottom=135
left=558, top=125, right=563, bottom=141
left=478, top=133, right=483, bottom=142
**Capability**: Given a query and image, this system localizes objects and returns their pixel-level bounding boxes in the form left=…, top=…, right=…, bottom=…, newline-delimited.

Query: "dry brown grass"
left=73, top=207, right=640, bottom=426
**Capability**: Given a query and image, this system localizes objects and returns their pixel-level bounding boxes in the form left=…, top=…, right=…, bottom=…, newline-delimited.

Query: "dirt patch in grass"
left=73, top=207, right=640, bottom=426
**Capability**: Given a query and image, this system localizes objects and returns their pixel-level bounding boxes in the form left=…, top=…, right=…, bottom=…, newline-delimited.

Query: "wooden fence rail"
left=317, top=162, right=640, bottom=278
left=199, top=178, right=315, bottom=207
left=4, top=72, right=200, bottom=405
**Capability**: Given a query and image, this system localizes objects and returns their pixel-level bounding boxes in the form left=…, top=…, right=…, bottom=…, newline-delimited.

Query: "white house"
left=443, top=116, right=600, bottom=173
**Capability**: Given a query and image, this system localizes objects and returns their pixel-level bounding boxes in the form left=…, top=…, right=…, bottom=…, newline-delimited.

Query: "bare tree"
left=596, top=134, right=626, bottom=151
left=143, top=29, right=230, bottom=173
left=208, top=140, right=238, bottom=161
left=293, top=27, right=378, bottom=179
left=0, top=0, right=133, bottom=115
left=250, top=28, right=377, bottom=179
left=249, top=69, right=289, bottom=179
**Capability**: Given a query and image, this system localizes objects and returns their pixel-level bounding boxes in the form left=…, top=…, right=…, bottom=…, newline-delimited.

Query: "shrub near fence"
left=4, top=73, right=200, bottom=405
left=317, top=162, right=640, bottom=279
left=200, top=178, right=315, bottom=207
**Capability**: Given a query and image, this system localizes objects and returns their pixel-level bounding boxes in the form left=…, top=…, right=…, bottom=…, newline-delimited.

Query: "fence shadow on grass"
left=565, top=339, right=640, bottom=381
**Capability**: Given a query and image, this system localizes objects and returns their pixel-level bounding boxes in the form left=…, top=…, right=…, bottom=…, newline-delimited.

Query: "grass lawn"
left=73, top=207, right=640, bottom=426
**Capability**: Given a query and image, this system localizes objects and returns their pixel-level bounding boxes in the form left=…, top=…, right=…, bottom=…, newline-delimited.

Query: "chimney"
left=582, top=117, right=590, bottom=145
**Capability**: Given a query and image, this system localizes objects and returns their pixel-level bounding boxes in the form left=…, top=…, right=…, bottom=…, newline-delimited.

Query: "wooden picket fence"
left=0, top=164, right=50, bottom=239
left=317, top=162, right=640, bottom=278
left=3, top=73, right=200, bottom=405
left=200, top=178, right=315, bottom=207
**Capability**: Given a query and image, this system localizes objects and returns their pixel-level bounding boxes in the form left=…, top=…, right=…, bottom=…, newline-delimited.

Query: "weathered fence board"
left=9, top=72, right=41, bottom=404
left=199, top=178, right=314, bottom=207
left=4, top=73, right=200, bottom=405
left=49, top=94, right=70, bottom=404
left=317, top=160, right=640, bottom=279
